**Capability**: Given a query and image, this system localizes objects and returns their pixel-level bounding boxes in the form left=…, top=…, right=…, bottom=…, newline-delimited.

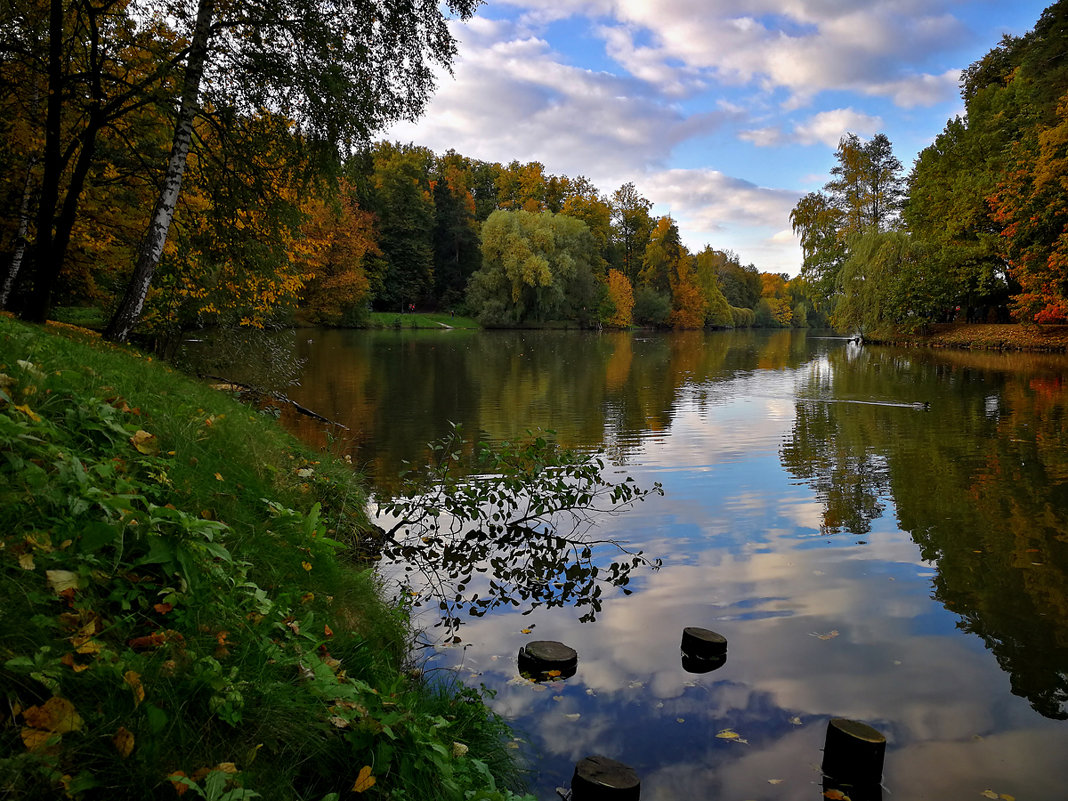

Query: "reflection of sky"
left=397, top=354, right=1068, bottom=801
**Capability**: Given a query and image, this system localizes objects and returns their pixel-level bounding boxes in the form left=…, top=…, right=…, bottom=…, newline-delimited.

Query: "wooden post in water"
left=518, top=640, right=578, bottom=680
left=571, top=755, right=641, bottom=800
left=680, top=627, right=728, bottom=672
left=822, top=718, right=886, bottom=792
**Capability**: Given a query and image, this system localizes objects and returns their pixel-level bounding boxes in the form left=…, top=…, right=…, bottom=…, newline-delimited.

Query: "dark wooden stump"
left=571, top=755, right=640, bottom=800
left=822, top=718, right=886, bottom=786
left=518, top=640, right=578, bottom=680
left=681, top=627, right=727, bottom=660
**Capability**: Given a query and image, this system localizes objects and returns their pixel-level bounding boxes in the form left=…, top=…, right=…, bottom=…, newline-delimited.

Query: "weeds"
left=0, top=317, right=532, bottom=800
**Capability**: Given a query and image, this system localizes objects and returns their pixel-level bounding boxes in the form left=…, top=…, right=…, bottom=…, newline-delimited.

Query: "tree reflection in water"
left=782, top=346, right=1068, bottom=718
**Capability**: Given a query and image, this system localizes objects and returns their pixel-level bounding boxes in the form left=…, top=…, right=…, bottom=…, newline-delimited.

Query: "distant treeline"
left=0, top=0, right=813, bottom=338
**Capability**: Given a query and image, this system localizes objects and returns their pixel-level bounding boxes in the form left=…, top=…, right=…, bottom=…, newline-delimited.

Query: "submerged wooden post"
left=680, top=627, right=727, bottom=672
left=571, top=755, right=640, bottom=800
left=822, top=718, right=886, bottom=787
left=518, top=640, right=578, bottom=680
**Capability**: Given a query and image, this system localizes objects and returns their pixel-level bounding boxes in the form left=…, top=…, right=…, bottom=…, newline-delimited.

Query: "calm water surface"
left=209, top=328, right=1068, bottom=800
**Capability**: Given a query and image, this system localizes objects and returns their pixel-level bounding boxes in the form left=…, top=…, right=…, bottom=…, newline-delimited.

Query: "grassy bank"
left=866, top=323, right=1068, bottom=352
left=0, top=315, right=530, bottom=800
left=364, top=313, right=480, bottom=330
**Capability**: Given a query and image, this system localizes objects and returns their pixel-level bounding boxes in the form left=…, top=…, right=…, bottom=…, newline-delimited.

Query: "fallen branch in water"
left=202, top=374, right=348, bottom=429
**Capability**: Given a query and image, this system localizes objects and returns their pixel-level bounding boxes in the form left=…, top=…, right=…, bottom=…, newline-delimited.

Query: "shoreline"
left=864, top=323, right=1068, bottom=353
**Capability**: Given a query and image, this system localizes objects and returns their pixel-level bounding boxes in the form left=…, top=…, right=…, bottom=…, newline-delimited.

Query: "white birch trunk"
left=106, top=0, right=215, bottom=342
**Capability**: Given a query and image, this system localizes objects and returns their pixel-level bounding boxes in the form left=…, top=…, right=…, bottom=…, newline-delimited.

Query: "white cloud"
left=793, top=108, right=884, bottom=146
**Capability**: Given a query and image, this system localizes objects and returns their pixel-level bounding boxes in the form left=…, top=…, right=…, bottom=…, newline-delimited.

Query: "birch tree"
left=100, top=0, right=480, bottom=341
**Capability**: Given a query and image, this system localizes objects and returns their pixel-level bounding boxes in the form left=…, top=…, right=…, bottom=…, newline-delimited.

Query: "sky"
left=383, top=0, right=1051, bottom=276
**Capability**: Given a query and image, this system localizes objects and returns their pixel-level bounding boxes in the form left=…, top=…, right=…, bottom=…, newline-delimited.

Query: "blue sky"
left=385, top=0, right=1050, bottom=275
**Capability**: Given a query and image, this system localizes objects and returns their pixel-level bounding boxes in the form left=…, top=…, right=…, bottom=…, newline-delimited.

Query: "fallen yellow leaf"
left=352, top=765, right=376, bottom=793
left=113, top=727, right=135, bottom=757
left=46, top=570, right=79, bottom=594
left=214, top=472, right=224, bottom=481
left=129, top=429, right=159, bottom=455
left=301, top=561, right=313, bottom=571
left=18, top=552, right=34, bottom=570
left=23, top=697, right=83, bottom=735
left=13, top=404, right=42, bottom=422
left=823, top=790, right=850, bottom=801
left=124, top=670, right=145, bottom=706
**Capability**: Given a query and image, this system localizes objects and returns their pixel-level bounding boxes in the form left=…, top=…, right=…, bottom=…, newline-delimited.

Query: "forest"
left=793, top=0, right=1068, bottom=334
left=2, top=0, right=1068, bottom=342
left=0, top=0, right=818, bottom=340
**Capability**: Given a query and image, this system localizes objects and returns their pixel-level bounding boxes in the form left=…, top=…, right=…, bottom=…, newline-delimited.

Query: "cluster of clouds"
left=386, top=0, right=1039, bottom=273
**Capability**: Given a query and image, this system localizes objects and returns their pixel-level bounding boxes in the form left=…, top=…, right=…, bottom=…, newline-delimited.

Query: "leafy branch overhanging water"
left=373, top=425, right=664, bottom=635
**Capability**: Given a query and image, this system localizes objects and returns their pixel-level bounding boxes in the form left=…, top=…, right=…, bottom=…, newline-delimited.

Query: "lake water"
left=193, top=328, right=1068, bottom=800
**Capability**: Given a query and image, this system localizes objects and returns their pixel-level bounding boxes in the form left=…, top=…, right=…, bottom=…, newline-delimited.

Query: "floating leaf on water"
left=811, top=630, right=840, bottom=640
left=352, top=766, right=376, bottom=793
left=563, top=713, right=581, bottom=721
left=676, top=718, right=685, bottom=724
left=980, top=792, right=999, bottom=800
left=768, top=778, right=784, bottom=784
left=788, top=716, right=803, bottom=726
left=823, top=790, right=850, bottom=800
left=553, top=695, right=564, bottom=702
left=545, top=669, right=562, bottom=678
left=520, top=628, right=533, bottom=634
left=715, top=728, right=748, bottom=744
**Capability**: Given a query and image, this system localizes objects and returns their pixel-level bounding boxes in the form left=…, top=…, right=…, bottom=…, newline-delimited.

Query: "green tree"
left=610, top=182, right=653, bottom=283
left=368, top=142, right=436, bottom=310
left=693, top=247, right=733, bottom=327
left=467, top=209, right=600, bottom=326
left=104, top=0, right=479, bottom=341
left=835, top=231, right=955, bottom=335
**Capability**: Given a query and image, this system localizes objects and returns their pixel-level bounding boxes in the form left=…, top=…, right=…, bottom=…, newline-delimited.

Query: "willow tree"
left=105, top=0, right=479, bottom=342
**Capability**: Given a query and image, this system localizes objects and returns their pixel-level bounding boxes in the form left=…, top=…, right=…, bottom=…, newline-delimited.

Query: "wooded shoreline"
left=864, top=323, right=1068, bottom=353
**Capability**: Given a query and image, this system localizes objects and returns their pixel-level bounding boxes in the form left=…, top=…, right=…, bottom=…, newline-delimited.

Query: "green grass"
left=365, top=312, right=480, bottom=330
left=0, top=315, right=531, bottom=801
left=49, top=306, right=107, bottom=330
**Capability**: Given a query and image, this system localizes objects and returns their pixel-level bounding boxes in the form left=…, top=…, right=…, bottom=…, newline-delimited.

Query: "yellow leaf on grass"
left=214, top=472, right=224, bottom=481
left=23, top=697, right=83, bottom=735
left=113, top=727, right=135, bottom=757
left=20, top=728, right=55, bottom=751
left=352, top=765, right=376, bottom=793
left=46, top=570, right=79, bottom=594
left=129, top=429, right=159, bottom=455
left=13, top=404, right=42, bottom=422
left=301, top=561, right=312, bottom=571
left=124, top=670, right=145, bottom=706
left=18, top=552, right=34, bottom=570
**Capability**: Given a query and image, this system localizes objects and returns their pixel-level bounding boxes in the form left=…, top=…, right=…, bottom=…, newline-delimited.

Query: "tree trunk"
left=21, top=0, right=65, bottom=323
left=0, top=157, right=37, bottom=310
left=105, top=0, right=215, bottom=343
